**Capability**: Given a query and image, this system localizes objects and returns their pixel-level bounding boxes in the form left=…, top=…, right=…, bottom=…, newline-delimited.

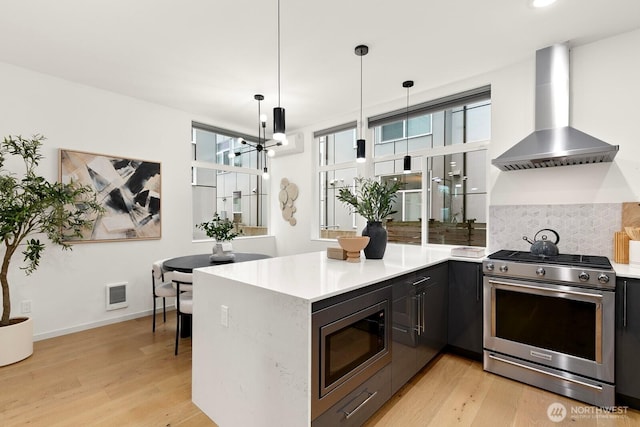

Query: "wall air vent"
left=106, top=282, right=128, bottom=311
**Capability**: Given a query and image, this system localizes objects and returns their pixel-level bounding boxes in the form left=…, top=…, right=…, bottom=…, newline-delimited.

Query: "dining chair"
left=172, top=271, right=194, bottom=355
left=151, top=259, right=178, bottom=332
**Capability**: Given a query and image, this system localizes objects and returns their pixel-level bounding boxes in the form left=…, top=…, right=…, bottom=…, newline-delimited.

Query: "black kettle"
left=523, top=228, right=560, bottom=256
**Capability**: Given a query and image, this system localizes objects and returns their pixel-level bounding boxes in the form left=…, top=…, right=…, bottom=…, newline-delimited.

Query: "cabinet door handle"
left=344, top=390, right=378, bottom=420
left=421, top=292, right=427, bottom=332
left=623, top=280, right=628, bottom=329
left=416, top=293, right=421, bottom=335
left=412, top=276, right=430, bottom=286
left=411, top=295, right=420, bottom=334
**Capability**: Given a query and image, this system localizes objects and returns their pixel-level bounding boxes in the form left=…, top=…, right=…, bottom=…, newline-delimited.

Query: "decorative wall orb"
left=279, top=178, right=299, bottom=226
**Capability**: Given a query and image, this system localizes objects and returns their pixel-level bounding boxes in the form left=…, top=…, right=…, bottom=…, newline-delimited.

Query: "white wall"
left=489, top=29, right=640, bottom=205
left=0, top=62, right=275, bottom=339
left=270, top=28, right=640, bottom=256
left=3, top=28, right=639, bottom=338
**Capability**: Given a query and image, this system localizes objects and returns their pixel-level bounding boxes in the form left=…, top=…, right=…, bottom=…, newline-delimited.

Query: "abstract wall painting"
left=59, top=149, right=161, bottom=242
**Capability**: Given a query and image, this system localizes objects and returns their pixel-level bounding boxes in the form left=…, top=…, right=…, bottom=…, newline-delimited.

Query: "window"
left=313, top=87, right=490, bottom=246
left=316, top=123, right=360, bottom=239
left=192, top=123, right=268, bottom=239
left=374, top=115, right=433, bottom=157
left=425, top=151, right=487, bottom=246
left=319, top=127, right=358, bottom=166
left=370, top=91, right=489, bottom=246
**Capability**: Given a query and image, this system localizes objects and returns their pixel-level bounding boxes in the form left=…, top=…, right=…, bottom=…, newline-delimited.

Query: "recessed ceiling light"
left=530, top=0, right=557, bottom=8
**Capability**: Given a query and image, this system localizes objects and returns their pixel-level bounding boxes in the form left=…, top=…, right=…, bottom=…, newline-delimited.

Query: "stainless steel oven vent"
left=492, top=44, right=619, bottom=171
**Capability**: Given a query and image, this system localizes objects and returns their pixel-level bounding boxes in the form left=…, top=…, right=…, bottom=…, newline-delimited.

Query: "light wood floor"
left=1, top=311, right=638, bottom=426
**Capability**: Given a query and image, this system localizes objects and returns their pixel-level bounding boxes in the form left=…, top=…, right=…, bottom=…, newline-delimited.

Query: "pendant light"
left=355, top=44, right=369, bottom=163
left=402, top=80, right=414, bottom=174
left=258, top=94, right=270, bottom=179
left=273, top=0, right=286, bottom=143
left=229, top=94, right=282, bottom=180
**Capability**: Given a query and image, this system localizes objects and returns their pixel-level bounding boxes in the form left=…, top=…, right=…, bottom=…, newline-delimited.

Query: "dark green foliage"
left=197, top=212, right=241, bottom=242
left=1, top=134, right=103, bottom=326
left=336, top=177, right=402, bottom=222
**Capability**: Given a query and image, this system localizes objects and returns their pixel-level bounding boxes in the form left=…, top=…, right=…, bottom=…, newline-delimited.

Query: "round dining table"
left=163, top=252, right=271, bottom=273
left=163, top=252, right=271, bottom=338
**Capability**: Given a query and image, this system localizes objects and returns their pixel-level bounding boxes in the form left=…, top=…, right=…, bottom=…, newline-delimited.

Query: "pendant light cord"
left=360, top=53, right=363, bottom=139
left=277, top=0, right=281, bottom=108
left=406, top=84, right=410, bottom=155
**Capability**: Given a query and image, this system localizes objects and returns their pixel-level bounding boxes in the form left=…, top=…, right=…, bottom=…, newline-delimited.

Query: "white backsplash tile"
left=489, top=204, right=621, bottom=258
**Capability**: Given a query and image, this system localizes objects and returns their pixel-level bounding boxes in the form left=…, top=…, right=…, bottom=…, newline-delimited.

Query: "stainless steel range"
left=482, top=250, right=616, bottom=407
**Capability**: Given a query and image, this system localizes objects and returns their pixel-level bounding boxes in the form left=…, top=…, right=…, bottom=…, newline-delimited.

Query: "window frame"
left=191, top=122, right=269, bottom=241
left=315, top=86, right=491, bottom=246
left=375, top=114, right=433, bottom=145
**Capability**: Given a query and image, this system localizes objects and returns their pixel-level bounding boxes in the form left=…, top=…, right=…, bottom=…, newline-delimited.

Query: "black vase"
left=362, top=221, right=387, bottom=259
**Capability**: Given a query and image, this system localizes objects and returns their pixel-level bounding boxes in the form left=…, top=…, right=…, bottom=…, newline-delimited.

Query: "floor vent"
left=106, top=282, right=128, bottom=311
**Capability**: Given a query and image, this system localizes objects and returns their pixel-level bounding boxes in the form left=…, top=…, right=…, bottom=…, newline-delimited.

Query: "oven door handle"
left=487, top=280, right=603, bottom=300
left=487, top=354, right=604, bottom=391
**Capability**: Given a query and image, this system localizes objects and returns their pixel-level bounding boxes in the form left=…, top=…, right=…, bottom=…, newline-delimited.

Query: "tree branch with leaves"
left=1, top=135, right=104, bottom=326
left=336, top=177, right=402, bottom=222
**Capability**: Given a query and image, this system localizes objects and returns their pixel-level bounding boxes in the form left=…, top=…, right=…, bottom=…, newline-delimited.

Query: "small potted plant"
left=337, top=177, right=402, bottom=259
left=0, top=134, right=102, bottom=366
left=197, top=212, right=242, bottom=261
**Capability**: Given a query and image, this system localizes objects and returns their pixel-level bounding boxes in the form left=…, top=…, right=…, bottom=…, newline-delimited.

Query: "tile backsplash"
left=489, top=203, right=621, bottom=258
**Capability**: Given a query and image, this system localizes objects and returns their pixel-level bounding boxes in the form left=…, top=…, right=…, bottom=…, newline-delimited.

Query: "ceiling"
left=1, top=0, right=639, bottom=137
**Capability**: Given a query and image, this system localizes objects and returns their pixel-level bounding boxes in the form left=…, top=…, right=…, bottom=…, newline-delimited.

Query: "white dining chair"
left=172, top=271, right=194, bottom=355
left=151, top=259, right=178, bottom=332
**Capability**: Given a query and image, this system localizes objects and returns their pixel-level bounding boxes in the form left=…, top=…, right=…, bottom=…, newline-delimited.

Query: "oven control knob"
left=598, top=273, right=610, bottom=284
left=578, top=271, right=590, bottom=282
left=485, top=263, right=494, bottom=271
left=499, top=265, right=508, bottom=273
left=536, top=267, right=546, bottom=276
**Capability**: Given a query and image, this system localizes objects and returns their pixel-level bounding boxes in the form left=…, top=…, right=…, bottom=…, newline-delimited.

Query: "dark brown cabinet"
left=311, top=365, right=391, bottom=427
left=616, top=277, right=640, bottom=409
left=448, top=261, right=483, bottom=360
left=391, top=262, right=448, bottom=394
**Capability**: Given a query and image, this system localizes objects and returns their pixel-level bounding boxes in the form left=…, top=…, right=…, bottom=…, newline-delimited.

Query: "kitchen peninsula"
left=191, top=244, right=466, bottom=426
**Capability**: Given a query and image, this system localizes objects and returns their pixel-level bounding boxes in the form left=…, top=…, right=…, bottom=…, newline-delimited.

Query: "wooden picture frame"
left=59, top=149, right=161, bottom=242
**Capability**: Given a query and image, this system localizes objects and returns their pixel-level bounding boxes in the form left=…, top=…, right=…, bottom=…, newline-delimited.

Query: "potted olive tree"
left=197, top=212, right=242, bottom=262
left=337, top=177, right=402, bottom=259
left=0, top=134, right=102, bottom=366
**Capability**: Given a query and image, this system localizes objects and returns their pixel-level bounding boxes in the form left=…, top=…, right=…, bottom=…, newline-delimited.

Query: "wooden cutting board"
left=622, top=202, right=640, bottom=228
left=614, top=231, right=630, bottom=264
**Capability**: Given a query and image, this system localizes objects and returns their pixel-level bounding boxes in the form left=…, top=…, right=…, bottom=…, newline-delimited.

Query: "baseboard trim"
left=34, top=307, right=176, bottom=341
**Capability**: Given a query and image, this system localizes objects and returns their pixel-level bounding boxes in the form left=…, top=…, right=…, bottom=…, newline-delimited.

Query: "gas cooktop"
left=487, top=250, right=613, bottom=270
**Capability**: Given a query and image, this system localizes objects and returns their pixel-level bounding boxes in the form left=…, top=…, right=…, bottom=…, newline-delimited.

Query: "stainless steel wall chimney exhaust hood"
left=492, top=44, right=619, bottom=171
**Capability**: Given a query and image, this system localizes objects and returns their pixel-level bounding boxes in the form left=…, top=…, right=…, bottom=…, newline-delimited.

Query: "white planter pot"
left=209, top=242, right=235, bottom=262
left=0, top=317, right=33, bottom=366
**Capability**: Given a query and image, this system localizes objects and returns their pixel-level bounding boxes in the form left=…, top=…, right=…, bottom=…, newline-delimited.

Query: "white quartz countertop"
left=196, top=244, right=485, bottom=302
left=612, top=262, right=640, bottom=279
